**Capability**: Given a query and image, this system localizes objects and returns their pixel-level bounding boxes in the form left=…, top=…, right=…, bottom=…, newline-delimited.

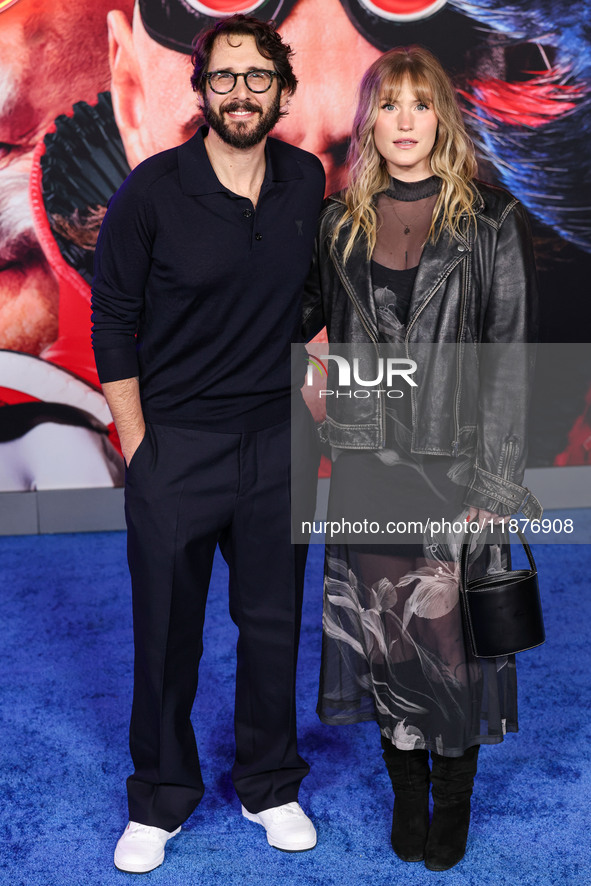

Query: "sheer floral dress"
left=317, top=176, right=518, bottom=756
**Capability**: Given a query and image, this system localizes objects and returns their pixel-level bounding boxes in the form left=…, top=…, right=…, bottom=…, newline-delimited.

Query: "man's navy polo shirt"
left=91, top=127, right=325, bottom=431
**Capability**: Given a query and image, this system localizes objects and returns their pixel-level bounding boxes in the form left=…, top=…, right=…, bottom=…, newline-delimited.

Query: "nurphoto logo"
left=306, top=353, right=417, bottom=399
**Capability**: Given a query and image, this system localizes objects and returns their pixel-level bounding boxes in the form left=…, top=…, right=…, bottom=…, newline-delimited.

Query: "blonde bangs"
left=379, top=67, right=433, bottom=108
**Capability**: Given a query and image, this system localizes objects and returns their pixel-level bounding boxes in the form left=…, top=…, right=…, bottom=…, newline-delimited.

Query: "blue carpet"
left=1, top=528, right=590, bottom=886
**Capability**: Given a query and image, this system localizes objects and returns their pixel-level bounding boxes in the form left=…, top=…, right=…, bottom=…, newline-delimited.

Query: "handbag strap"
left=459, top=525, right=537, bottom=591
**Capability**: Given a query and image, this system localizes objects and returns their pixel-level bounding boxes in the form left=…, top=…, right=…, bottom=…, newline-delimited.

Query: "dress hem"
left=316, top=710, right=519, bottom=756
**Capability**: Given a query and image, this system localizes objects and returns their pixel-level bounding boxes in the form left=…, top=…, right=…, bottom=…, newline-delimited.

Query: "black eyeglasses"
left=204, top=70, right=279, bottom=94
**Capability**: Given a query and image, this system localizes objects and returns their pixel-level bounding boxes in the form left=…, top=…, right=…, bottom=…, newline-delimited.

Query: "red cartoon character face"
left=0, top=0, right=133, bottom=355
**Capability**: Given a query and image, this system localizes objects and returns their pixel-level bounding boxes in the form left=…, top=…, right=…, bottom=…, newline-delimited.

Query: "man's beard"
left=202, top=93, right=282, bottom=149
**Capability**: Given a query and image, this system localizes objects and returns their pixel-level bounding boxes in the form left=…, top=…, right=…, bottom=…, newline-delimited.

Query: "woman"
left=303, top=47, right=542, bottom=871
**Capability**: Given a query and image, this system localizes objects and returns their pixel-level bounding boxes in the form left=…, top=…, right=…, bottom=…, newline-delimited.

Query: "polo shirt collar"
left=178, top=126, right=303, bottom=196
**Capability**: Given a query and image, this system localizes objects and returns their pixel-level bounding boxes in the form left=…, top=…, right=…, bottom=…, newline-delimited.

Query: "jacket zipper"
left=404, top=251, right=467, bottom=455
left=451, top=254, right=469, bottom=455
left=501, top=437, right=517, bottom=480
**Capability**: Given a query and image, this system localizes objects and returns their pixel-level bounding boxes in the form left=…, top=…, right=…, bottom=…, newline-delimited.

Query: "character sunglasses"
left=138, top=0, right=449, bottom=55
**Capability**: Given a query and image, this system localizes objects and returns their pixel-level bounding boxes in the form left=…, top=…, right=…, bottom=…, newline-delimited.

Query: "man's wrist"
left=120, top=426, right=146, bottom=465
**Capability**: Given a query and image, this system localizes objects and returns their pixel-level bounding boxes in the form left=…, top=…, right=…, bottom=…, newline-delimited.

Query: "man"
left=91, top=14, right=325, bottom=874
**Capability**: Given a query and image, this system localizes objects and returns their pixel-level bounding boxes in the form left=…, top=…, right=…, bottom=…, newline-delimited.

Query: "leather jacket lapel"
left=406, top=226, right=472, bottom=337
left=331, top=224, right=379, bottom=341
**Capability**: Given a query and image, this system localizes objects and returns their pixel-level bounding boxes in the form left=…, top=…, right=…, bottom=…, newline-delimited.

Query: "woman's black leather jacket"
left=303, top=181, right=543, bottom=519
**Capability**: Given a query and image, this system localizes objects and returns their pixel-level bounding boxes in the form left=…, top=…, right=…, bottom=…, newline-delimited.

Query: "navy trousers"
left=123, top=407, right=316, bottom=831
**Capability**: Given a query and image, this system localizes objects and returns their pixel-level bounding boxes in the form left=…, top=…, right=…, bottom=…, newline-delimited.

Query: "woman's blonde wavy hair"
left=332, top=46, right=478, bottom=263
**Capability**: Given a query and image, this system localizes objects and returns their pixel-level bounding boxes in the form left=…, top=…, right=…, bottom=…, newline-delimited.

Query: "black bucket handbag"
left=459, top=528, right=546, bottom=658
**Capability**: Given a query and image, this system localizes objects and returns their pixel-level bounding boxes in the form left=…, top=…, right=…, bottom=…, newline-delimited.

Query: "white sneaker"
left=114, top=821, right=181, bottom=873
left=242, top=801, right=317, bottom=851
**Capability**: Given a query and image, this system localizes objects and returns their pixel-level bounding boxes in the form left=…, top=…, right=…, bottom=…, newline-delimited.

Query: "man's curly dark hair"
left=190, top=14, right=298, bottom=102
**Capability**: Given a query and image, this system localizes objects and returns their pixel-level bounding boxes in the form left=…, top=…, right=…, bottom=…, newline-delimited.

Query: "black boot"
left=381, top=736, right=430, bottom=862
left=424, top=744, right=480, bottom=872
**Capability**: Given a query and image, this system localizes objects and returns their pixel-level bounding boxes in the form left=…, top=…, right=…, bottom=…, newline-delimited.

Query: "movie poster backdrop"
left=1, top=0, right=590, bottom=491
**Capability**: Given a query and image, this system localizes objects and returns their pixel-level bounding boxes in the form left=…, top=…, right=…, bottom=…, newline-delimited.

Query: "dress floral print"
left=318, top=538, right=518, bottom=755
